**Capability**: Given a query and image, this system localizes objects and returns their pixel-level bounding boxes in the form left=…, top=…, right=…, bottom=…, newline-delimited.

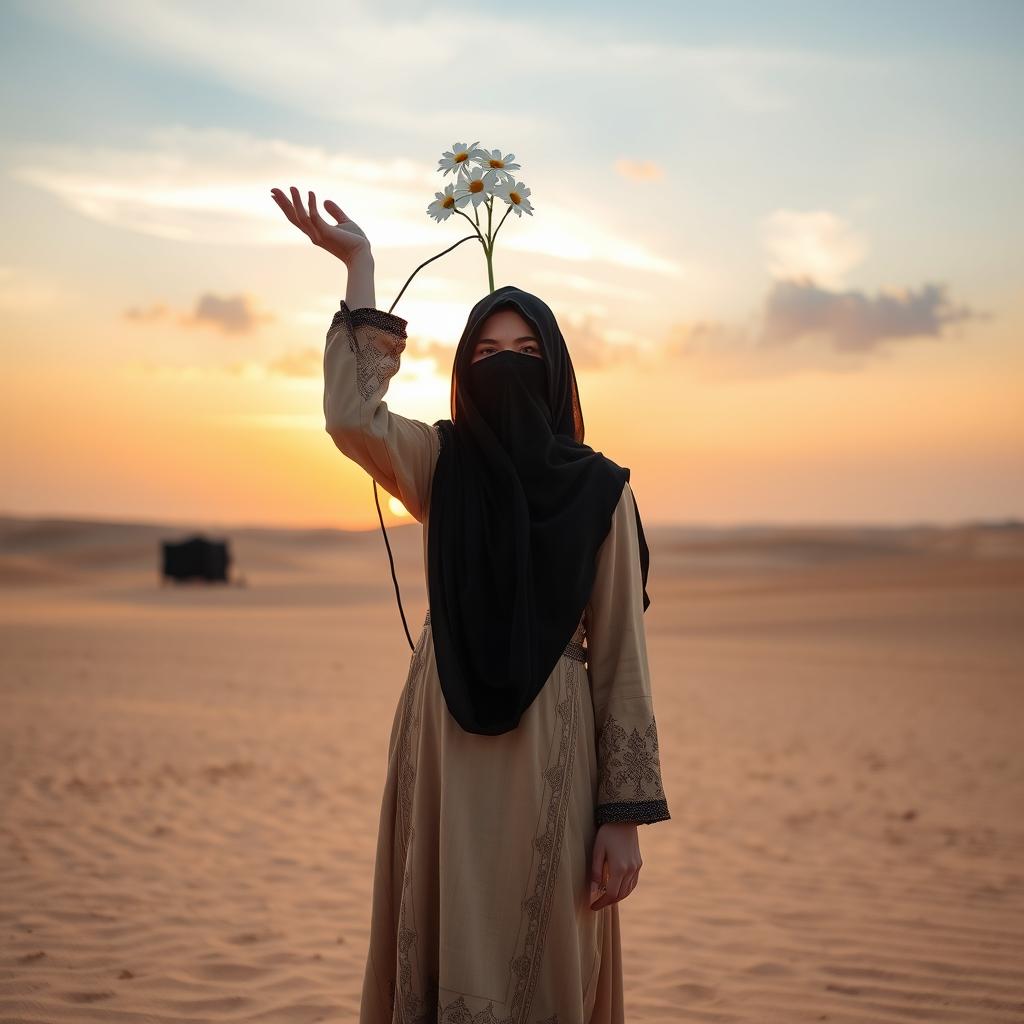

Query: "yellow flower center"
left=489, top=158, right=504, bottom=168
left=509, top=191, right=521, bottom=204
left=442, top=195, right=455, bottom=208
left=469, top=179, right=483, bottom=193
left=455, top=152, right=468, bottom=163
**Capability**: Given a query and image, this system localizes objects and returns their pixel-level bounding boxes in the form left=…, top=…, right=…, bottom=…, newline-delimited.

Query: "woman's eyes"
left=479, top=345, right=539, bottom=355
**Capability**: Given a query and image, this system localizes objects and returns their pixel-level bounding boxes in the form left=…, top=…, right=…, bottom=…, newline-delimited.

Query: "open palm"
left=271, top=186, right=371, bottom=265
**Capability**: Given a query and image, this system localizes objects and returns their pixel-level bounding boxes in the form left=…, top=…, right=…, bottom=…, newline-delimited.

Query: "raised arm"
left=322, top=287, right=440, bottom=521
left=270, top=186, right=441, bottom=522
left=584, top=480, right=670, bottom=827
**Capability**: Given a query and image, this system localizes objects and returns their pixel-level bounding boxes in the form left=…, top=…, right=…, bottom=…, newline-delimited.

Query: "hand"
left=589, top=821, right=642, bottom=910
left=271, top=186, right=372, bottom=266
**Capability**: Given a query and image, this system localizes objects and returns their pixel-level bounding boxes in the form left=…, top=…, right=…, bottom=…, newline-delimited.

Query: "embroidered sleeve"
left=323, top=300, right=441, bottom=522
left=593, top=706, right=669, bottom=825
left=584, top=481, right=670, bottom=827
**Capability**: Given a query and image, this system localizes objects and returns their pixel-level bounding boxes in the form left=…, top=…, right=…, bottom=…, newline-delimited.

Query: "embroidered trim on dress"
left=350, top=304, right=409, bottom=340
left=437, top=993, right=559, bottom=1023
left=596, top=708, right=666, bottom=820
left=595, top=797, right=671, bottom=826
left=330, top=301, right=408, bottom=401
left=392, top=607, right=583, bottom=1023
left=508, top=662, right=581, bottom=1020
left=394, top=626, right=432, bottom=1023
left=351, top=328, right=406, bottom=402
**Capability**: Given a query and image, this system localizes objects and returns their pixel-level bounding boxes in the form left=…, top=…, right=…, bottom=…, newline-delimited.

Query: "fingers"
left=289, top=185, right=317, bottom=240
left=307, top=190, right=329, bottom=239
left=271, top=186, right=320, bottom=244
left=589, top=835, right=642, bottom=911
left=591, top=832, right=606, bottom=889
left=270, top=188, right=303, bottom=231
left=590, top=865, right=640, bottom=910
left=614, top=868, right=639, bottom=903
left=323, top=198, right=350, bottom=225
left=589, top=821, right=645, bottom=910
left=271, top=186, right=329, bottom=247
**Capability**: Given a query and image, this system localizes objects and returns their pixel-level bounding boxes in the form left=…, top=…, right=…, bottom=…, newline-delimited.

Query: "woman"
left=272, top=186, right=670, bottom=1024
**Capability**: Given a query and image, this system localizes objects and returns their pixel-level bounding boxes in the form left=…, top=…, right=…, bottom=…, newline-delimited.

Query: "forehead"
left=476, top=307, right=537, bottom=338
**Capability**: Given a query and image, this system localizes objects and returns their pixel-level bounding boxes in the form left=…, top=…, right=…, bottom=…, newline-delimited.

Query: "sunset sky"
left=1, top=0, right=1021, bottom=530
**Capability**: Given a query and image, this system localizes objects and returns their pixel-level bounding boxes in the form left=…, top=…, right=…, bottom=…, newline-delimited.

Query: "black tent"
left=161, top=534, right=231, bottom=583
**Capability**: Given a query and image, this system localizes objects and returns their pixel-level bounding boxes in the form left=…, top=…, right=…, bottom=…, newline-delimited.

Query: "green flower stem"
left=387, top=233, right=481, bottom=315
left=485, top=198, right=495, bottom=292
left=446, top=194, right=512, bottom=296
left=454, top=205, right=495, bottom=293
left=455, top=206, right=486, bottom=242
left=489, top=202, right=514, bottom=247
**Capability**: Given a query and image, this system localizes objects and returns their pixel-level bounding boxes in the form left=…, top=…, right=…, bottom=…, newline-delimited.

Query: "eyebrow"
left=476, top=335, right=538, bottom=343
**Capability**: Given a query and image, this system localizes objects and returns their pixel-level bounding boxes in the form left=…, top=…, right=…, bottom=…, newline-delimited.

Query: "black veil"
left=426, top=285, right=651, bottom=735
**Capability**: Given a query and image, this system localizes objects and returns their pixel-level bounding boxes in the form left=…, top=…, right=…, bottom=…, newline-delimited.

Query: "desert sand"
left=1, top=513, right=1022, bottom=1023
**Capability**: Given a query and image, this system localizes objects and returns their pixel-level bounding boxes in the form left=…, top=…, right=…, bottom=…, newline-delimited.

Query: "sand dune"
left=1, top=513, right=1022, bottom=1022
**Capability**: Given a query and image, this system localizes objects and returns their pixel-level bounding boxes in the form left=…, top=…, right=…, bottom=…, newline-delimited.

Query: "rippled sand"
left=1, top=515, right=1022, bottom=1023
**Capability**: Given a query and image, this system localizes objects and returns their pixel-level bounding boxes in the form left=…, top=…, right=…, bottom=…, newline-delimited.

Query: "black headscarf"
left=427, top=285, right=651, bottom=736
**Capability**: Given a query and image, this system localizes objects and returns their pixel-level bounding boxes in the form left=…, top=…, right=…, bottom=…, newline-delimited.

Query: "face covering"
left=427, top=286, right=651, bottom=736
left=464, top=348, right=552, bottom=474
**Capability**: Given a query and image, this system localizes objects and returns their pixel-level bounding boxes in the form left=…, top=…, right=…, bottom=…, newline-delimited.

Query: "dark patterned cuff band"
left=595, top=798, right=671, bottom=826
left=341, top=300, right=409, bottom=340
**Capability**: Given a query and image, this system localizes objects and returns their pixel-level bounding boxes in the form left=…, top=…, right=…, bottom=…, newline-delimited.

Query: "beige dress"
left=323, top=301, right=671, bottom=1024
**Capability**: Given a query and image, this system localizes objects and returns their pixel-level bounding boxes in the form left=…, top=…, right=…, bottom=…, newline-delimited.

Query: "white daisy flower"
left=437, top=141, right=486, bottom=178
left=478, top=148, right=521, bottom=182
left=426, top=182, right=459, bottom=222
left=454, top=166, right=493, bottom=209
left=492, top=178, right=534, bottom=217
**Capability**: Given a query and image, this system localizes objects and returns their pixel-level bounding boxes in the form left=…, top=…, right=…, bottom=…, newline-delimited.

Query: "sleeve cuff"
left=595, top=798, right=671, bottom=826
left=340, top=300, right=409, bottom=341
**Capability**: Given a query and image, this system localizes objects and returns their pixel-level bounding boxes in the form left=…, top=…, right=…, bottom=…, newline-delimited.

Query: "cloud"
left=758, top=276, right=981, bottom=352
left=142, top=272, right=971, bottom=385
left=614, top=159, right=665, bottom=183
left=11, top=125, right=682, bottom=276
left=558, top=311, right=655, bottom=371
left=530, top=270, right=646, bottom=302
left=123, top=291, right=274, bottom=335
left=652, top=207, right=988, bottom=374
left=10, top=5, right=875, bottom=287
left=12, top=127, right=438, bottom=248
left=29, top=1, right=872, bottom=127
left=760, top=209, right=870, bottom=289
left=668, top=275, right=984, bottom=377
left=123, top=302, right=172, bottom=324
left=184, top=293, right=275, bottom=335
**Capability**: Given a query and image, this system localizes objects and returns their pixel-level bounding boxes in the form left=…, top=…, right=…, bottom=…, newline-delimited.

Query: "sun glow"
left=388, top=496, right=411, bottom=518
